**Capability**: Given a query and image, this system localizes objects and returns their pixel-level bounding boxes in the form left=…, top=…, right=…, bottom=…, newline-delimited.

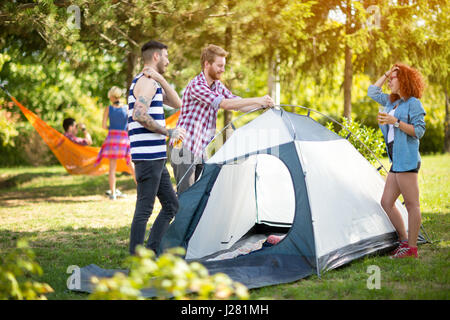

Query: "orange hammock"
left=4, top=92, right=180, bottom=176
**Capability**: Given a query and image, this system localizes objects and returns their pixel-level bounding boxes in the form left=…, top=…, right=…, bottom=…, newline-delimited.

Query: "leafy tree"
left=1, top=0, right=448, bottom=157
left=0, top=239, right=54, bottom=300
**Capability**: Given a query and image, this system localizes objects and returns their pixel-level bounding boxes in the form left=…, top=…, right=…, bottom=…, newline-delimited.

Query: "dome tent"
left=159, top=107, right=426, bottom=288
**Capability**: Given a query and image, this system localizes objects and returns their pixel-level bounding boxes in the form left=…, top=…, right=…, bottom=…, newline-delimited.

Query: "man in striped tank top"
left=128, top=40, right=186, bottom=255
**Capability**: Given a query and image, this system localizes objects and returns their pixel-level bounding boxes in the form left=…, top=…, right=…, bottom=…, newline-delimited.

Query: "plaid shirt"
left=64, top=132, right=89, bottom=146
left=175, top=72, right=239, bottom=158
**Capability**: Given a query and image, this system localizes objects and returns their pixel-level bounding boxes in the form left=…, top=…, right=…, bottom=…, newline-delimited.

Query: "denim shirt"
left=367, top=85, right=426, bottom=171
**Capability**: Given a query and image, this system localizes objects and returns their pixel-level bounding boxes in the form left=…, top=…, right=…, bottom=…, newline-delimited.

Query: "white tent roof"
left=207, top=109, right=292, bottom=164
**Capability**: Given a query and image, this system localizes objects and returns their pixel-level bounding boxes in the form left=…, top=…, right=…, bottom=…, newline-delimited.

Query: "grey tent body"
left=159, top=108, right=425, bottom=288
left=72, top=108, right=426, bottom=295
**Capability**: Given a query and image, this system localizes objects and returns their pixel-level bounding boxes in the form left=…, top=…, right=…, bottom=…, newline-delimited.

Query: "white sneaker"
left=106, top=189, right=122, bottom=196
left=116, top=192, right=127, bottom=198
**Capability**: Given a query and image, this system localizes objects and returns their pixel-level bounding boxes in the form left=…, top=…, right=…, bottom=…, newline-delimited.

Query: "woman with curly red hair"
left=368, top=63, right=426, bottom=259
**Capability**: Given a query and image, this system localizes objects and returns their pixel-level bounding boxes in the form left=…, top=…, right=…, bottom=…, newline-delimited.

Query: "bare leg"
left=380, top=172, right=408, bottom=241
left=109, top=159, right=117, bottom=196
left=396, top=172, right=421, bottom=247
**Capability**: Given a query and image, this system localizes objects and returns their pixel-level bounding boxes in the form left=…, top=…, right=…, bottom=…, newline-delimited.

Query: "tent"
left=70, top=107, right=427, bottom=295
left=159, top=107, right=426, bottom=288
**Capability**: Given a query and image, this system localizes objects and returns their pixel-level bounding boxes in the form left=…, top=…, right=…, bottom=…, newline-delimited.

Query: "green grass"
left=0, top=154, right=449, bottom=300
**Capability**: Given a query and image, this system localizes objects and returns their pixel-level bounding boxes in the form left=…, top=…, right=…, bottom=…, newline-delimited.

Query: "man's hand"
left=259, top=95, right=275, bottom=108
left=169, top=127, right=187, bottom=141
left=142, top=67, right=164, bottom=83
left=76, top=123, right=92, bottom=145
left=142, top=66, right=182, bottom=109
left=78, top=123, right=87, bottom=132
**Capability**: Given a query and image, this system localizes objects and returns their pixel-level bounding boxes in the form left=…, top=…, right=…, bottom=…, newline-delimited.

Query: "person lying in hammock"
left=63, top=117, right=93, bottom=146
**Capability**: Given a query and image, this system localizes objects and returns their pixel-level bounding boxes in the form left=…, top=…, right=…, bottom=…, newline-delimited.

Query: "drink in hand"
left=173, top=138, right=182, bottom=149
left=378, top=107, right=387, bottom=125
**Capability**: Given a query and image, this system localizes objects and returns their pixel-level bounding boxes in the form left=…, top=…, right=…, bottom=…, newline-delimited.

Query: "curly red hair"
left=389, top=63, right=425, bottom=103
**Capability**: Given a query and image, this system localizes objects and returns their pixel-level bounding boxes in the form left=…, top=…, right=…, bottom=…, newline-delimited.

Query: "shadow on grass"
left=0, top=225, right=131, bottom=254
left=0, top=171, right=65, bottom=190
left=0, top=172, right=137, bottom=207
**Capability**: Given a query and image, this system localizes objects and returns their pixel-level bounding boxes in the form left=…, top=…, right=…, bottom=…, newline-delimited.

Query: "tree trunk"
left=444, top=87, right=450, bottom=153
left=268, top=56, right=275, bottom=102
left=125, top=50, right=138, bottom=92
left=268, top=54, right=281, bottom=106
left=223, top=0, right=235, bottom=142
left=343, top=0, right=353, bottom=120
left=343, top=44, right=353, bottom=119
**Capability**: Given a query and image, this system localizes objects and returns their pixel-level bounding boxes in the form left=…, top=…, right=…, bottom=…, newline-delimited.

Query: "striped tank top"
left=128, top=73, right=167, bottom=161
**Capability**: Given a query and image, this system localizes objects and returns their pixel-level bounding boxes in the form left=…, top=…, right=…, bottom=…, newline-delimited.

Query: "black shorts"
left=389, top=162, right=421, bottom=173
left=387, top=142, right=421, bottom=173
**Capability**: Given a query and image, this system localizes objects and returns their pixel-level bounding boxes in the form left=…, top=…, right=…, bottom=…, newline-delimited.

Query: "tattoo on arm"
left=132, top=95, right=168, bottom=136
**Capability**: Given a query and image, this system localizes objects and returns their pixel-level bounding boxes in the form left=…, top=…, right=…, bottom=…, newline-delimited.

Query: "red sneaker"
left=390, top=245, right=418, bottom=259
left=391, top=240, right=408, bottom=256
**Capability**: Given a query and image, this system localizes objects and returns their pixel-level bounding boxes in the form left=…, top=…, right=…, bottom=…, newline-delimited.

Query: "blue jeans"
left=129, top=159, right=178, bottom=255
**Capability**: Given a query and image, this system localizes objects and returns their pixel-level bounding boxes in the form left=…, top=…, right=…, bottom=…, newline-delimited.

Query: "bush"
left=326, top=117, right=386, bottom=166
left=419, top=116, right=444, bottom=154
left=0, top=239, right=53, bottom=300
left=0, top=105, right=19, bottom=147
left=0, top=123, right=58, bottom=167
left=89, top=246, right=249, bottom=300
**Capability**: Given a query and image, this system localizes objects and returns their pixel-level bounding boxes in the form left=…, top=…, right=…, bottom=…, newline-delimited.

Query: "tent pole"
left=420, top=224, right=433, bottom=244
left=279, top=104, right=389, bottom=175
left=279, top=107, right=297, bottom=140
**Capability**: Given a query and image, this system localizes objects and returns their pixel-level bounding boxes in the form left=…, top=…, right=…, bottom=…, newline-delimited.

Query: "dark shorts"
left=389, top=162, right=421, bottom=173
left=387, top=141, right=421, bottom=173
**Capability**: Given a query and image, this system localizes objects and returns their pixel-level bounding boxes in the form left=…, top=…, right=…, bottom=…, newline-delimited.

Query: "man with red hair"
left=170, top=44, right=275, bottom=194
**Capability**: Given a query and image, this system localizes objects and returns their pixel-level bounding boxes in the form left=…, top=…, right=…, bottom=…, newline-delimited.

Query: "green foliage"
left=420, top=115, right=445, bottom=154
left=419, top=84, right=447, bottom=154
left=0, top=239, right=53, bottom=300
left=0, top=0, right=448, bottom=160
left=0, top=104, right=19, bottom=147
left=0, top=122, right=58, bottom=167
left=326, top=117, right=386, bottom=166
left=89, top=246, right=249, bottom=300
